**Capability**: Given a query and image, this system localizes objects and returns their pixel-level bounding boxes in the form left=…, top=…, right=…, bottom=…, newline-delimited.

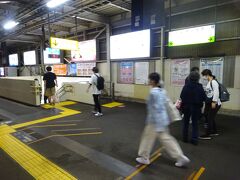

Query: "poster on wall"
left=68, top=64, right=77, bottom=76
left=53, top=64, right=67, bottom=76
left=135, top=62, right=149, bottom=85
left=77, top=63, right=96, bottom=76
left=171, top=59, right=190, bottom=86
left=119, top=62, right=134, bottom=84
left=200, top=57, right=224, bottom=83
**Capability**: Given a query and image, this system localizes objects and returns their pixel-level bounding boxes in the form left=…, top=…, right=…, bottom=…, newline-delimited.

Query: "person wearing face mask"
left=199, top=69, right=221, bottom=140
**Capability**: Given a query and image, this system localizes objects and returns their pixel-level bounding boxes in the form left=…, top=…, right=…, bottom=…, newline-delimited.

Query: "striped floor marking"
left=28, top=132, right=103, bottom=145
left=193, top=167, right=205, bottom=180
left=125, top=148, right=163, bottom=180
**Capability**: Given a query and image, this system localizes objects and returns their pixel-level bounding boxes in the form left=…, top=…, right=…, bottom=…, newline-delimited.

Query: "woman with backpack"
left=136, top=72, right=190, bottom=167
left=199, top=69, right=221, bottom=140
left=87, top=67, right=104, bottom=117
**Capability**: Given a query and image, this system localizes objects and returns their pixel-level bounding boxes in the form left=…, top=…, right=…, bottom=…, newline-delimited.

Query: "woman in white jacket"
left=136, top=73, right=190, bottom=167
left=200, top=69, right=221, bottom=140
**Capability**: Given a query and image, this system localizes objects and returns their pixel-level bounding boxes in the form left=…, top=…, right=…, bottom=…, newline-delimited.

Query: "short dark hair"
left=191, top=67, right=199, bottom=72
left=189, top=72, right=200, bottom=82
left=92, top=67, right=99, bottom=73
left=46, top=66, right=52, bottom=72
left=201, top=69, right=213, bottom=77
left=149, top=72, right=161, bottom=84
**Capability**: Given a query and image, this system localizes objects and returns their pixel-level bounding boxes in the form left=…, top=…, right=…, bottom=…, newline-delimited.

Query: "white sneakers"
left=95, top=112, right=103, bottom=117
left=136, top=157, right=150, bottom=165
left=136, top=155, right=190, bottom=167
left=175, top=155, right=190, bottom=167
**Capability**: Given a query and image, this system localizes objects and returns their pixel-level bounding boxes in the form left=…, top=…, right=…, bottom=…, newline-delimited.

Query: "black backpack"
left=210, top=80, right=230, bottom=102
left=95, top=74, right=105, bottom=90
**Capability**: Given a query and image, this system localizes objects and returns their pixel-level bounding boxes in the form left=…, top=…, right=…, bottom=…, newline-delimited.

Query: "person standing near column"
left=199, top=69, right=221, bottom=140
left=87, top=67, right=103, bottom=117
left=136, top=72, right=190, bottom=167
left=43, top=66, right=58, bottom=105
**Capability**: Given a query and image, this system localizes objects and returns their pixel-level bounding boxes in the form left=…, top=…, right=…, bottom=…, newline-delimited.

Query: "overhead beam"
left=64, top=5, right=110, bottom=24
left=107, top=0, right=131, bottom=12
left=49, top=24, right=71, bottom=32
left=73, top=12, right=110, bottom=24
left=6, top=39, right=40, bottom=44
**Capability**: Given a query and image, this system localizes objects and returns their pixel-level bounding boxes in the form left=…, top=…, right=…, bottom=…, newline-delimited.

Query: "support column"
left=160, top=26, right=165, bottom=81
left=40, top=25, right=45, bottom=75
left=106, top=24, right=112, bottom=97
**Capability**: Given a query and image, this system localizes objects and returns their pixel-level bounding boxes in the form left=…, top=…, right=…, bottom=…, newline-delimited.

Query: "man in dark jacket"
left=181, top=72, right=206, bottom=145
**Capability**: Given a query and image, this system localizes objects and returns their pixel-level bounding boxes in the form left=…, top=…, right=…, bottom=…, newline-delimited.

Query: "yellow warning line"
left=0, top=101, right=81, bottom=180
left=0, top=134, right=77, bottom=180
left=102, top=102, right=124, bottom=108
left=11, top=101, right=81, bottom=130
left=188, top=171, right=196, bottom=180
left=125, top=148, right=163, bottom=180
left=193, top=167, right=205, bottom=180
left=21, top=124, right=77, bottom=131
left=28, top=132, right=103, bottom=145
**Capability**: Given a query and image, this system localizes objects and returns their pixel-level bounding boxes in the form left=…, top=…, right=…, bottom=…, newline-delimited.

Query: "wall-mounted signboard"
left=9, top=54, right=19, bottom=66
left=44, top=48, right=61, bottom=64
left=168, top=25, right=215, bottom=46
left=23, top=51, right=37, bottom=65
left=71, top=40, right=96, bottom=62
left=50, top=37, right=79, bottom=51
left=0, top=67, right=4, bottom=76
left=110, top=29, right=150, bottom=59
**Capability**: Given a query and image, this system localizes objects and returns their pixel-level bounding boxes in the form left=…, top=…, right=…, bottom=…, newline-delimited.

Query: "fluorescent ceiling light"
left=3, top=21, right=19, bottom=30
left=0, top=1, right=11, bottom=4
left=47, top=0, right=69, bottom=8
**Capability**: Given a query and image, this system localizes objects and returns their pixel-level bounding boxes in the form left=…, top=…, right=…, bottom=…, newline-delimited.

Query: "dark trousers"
left=93, top=94, right=102, bottom=113
left=183, top=106, right=201, bottom=142
left=44, top=96, right=48, bottom=104
left=204, top=103, right=221, bottom=135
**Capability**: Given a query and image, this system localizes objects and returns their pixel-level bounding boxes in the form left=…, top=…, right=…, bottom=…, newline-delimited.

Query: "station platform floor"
left=0, top=97, right=239, bottom=180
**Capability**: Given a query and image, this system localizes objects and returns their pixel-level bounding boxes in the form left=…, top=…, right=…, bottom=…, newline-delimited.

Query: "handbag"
left=175, top=99, right=182, bottom=110
left=166, top=96, right=182, bottom=123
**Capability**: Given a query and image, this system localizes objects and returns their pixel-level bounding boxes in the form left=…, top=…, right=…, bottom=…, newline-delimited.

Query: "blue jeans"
left=183, top=106, right=201, bottom=143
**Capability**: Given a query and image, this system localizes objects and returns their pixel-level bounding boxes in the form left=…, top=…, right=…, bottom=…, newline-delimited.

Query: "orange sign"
left=53, top=64, right=67, bottom=76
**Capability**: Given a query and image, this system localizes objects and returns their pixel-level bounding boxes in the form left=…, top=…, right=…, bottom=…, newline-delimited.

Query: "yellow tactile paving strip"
left=0, top=125, right=16, bottom=136
left=102, top=102, right=124, bottom=108
left=0, top=101, right=81, bottom=180
left=0, top=134, right=77, bottom=180
left=11, top=101, right=81, bottom=130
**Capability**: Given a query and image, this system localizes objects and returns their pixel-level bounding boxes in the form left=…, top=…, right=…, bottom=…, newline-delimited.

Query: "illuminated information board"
left=168, top=25, right=215, bottom=46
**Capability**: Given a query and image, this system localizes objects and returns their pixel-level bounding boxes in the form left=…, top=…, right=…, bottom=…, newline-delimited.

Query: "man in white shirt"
left=200, top=69, right=221, bottom=140
left=87, top=67, right=103, bottom=117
